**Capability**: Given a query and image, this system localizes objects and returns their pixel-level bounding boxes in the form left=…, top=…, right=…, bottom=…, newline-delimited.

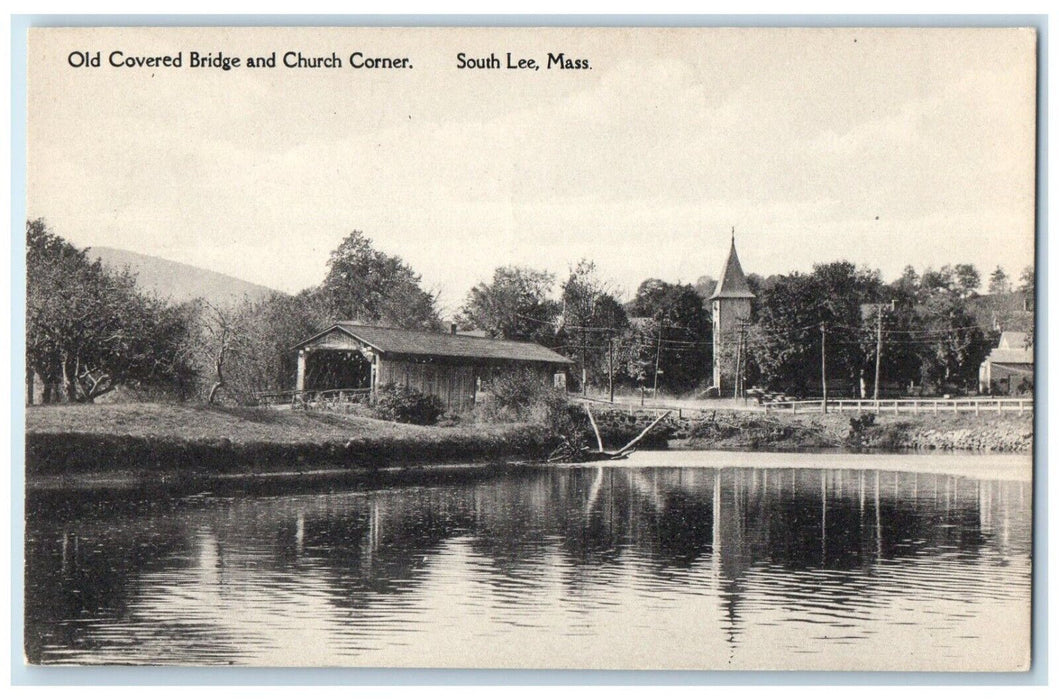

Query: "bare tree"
left=196, top=299, right=250, bottom=404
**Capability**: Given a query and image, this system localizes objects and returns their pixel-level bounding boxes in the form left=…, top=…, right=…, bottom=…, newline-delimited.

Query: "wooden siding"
left=375, top=358, right=558, bottom=413
left=376, top=357, right=480, bottom=412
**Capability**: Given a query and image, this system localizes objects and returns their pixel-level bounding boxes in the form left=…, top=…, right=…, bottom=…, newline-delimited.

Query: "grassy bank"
left=25, top=403, right=553, bottom=484
left=25, top=401, right=1033, bottom=494
left=587, top=406, right=1033, bottom=453
left=679, top=410, right=1033, bottom=452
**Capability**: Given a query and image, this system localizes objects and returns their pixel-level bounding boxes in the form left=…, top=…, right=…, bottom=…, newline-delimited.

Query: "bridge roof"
left=295, top=323, right=574, bottom=365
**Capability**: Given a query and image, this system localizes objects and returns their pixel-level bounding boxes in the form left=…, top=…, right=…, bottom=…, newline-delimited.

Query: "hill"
left=87, top=246, right=281, bottom=307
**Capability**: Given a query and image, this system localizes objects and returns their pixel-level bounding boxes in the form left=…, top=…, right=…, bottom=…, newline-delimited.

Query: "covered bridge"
left=292, top=322, right=573, bottom=412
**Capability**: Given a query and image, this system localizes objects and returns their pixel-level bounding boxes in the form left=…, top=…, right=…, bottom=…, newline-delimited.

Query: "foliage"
left=372, top=383, right=445, bottom=425
left=750, top=262, right=883, bottom=396
left=952, top=264, right=981, bottom=298
left=26, top=219, right=195, bottom=403
left=457, top=266, right=561, bottom=342
left=626, top=279, right=712, bottom=393
left=474, top=370, right=587, bottom=446
left=556, top=259, right=629, bottom=390
left=913, top=288, right=990, bottom=389
left=988, top=266, right=1011, bottom=295
left=484, top=369, right=555, bottom=417
left=748, top=260, right=995, bottom=397
left=317, top=230, right=440, bottom=330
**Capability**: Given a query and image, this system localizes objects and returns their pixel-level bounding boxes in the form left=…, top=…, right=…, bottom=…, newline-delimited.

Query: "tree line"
left=26, top=218, right=1034, bottom=404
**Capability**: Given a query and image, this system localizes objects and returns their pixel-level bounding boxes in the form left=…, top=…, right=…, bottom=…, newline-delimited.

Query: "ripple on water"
left=25, top=465, right=1032, bottom=669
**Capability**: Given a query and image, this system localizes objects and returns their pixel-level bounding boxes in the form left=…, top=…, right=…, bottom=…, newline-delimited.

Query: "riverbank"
left=577, top=450, right=1033, bottom=482
left=25, top=401, right=1034, bottom=494
left=25, top=403, right=553, bottom=490
left=588, top=406, right=1034, bottom=453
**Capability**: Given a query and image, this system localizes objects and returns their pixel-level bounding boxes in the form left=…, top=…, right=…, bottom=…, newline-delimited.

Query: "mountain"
left=87, top=246, right=282, bottom=307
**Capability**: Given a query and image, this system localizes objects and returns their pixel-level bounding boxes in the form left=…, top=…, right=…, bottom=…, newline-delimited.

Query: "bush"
left=474, top=370, right=587, bottom=439
left=371, top=383, right=445, bottom=425
left=490, top=370, right=551, bottom=416
left=849, top=412, right=876, bottom=432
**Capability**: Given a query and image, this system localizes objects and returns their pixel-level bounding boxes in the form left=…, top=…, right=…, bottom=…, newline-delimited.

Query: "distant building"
left=710, top=235, right=755, bottom=395
left=292, top=322, right=573, bottom=412
left=978, top=331, right=1033, bottom=395
left=968, top=291, right=1034, bottom=335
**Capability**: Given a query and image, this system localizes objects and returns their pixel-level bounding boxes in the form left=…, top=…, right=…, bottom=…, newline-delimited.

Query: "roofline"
left=292, top=322, right=575, bottom=363
left=291, top=323, right=384, bottom=353
left=709, top=290, right=756, bottom=300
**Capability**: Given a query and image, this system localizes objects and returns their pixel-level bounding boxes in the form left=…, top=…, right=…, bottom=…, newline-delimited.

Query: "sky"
left=27, top=27, right=1038, bottom=316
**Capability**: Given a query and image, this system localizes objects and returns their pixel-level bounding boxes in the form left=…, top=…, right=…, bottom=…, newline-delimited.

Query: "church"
left=710, top=235, right=755, bottom=396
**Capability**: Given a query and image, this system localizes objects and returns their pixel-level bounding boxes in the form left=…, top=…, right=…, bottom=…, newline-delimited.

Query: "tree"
left=317, top=230, right=440, bottom=330
left=749, top=262, right=884, bottom=396
left=952, top=264, right=981, bottom=299
left=988, top=266, right=1011, bottom=295
left=457, top=266, right=561, bottom=343
left=186, top=290, right=333, bottom=402
left=693, top=275, right=716, bottom=300
left=627, top=280, right=712, bottom=393
left=914, top=290, right=990, bottom=390
left=195, top=300, right=250, bottom=404
left=919, top=266, right=953, bottom=297
left=1019, top=265, right=1034, bottom=304
left=26, top=219, right=193, bottom=403
left=557, top=259, right=628, bottom=390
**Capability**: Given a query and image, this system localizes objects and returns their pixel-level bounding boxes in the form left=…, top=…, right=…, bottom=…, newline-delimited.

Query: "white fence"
left=765, top=397, right=1032, bottom=416
left=575, top=394, right=1032, bottom=418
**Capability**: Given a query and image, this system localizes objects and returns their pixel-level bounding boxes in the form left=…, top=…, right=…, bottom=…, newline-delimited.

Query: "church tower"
left=710, top=232, right=755, bottom=395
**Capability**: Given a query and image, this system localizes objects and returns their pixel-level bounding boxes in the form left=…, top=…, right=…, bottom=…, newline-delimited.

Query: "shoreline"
left=24, top=402, right=1034, bottom=495
left=568, top=449, right=1033, bottom=483
left=26, top=446, right=1033, bottom=497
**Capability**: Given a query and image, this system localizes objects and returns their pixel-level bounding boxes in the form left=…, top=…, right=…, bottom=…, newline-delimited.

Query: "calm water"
left=25, top=458, right=1032, bottom=670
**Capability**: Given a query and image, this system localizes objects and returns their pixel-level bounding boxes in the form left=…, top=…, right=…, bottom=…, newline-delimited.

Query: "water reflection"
left=25, top=464, right=1031, bottom=669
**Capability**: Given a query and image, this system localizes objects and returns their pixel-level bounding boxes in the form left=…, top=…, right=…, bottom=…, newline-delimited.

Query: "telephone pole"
left=873, top=309, right=883, bottom=403
left=733, top=325, right=741, bottom=399
left=820, top=323, right=828, bottom=414
left=872, top=301, right=895, bottom=403
left=608, top=333, right=615, bottom=403
left=733, top=321, right=748, bottom=400
left=652, top=321, right=663, bottom=398
left=581, top=327, right=587, bottom=396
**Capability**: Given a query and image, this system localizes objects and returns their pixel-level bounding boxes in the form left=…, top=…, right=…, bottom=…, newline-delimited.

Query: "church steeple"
left=710, top=230, right=755, bottom=300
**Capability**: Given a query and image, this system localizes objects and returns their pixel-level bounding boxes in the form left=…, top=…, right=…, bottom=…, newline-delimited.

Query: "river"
left=24, top=452, right=1032, bottom=670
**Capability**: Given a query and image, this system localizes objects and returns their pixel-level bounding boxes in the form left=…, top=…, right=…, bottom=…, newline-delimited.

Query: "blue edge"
left=8, top=13, right=1049, bottom=687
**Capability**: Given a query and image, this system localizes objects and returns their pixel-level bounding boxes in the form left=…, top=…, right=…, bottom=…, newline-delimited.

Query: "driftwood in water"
left=548, top=404, right=672, bottom=462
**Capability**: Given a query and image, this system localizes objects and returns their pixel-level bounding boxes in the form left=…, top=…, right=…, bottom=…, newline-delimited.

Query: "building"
left=978, top=331, right=1033, bottom=395
left=292, top=322, right=573, bottom=412
left=710, top=234, right=755, bottom=395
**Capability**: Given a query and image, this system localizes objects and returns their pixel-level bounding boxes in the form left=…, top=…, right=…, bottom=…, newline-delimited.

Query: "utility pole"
left=581, top=327, right=587, bottom=397
left=873, top=307, right=884, bottom=403
left=652, top=321, right=663, bottom=399
left=608, top=333, right=615, bottom=403
left=741, top=323, right=748, bottom=405
left=733, top=322, right=746, bottom=400
left=820, top=323, right=828, bottom=414
left=741, top=322, right=748, bottom=402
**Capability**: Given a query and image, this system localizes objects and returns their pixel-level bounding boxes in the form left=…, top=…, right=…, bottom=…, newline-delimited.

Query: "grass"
left=25, top=402, right=524, bottom=444
left=25, top=402, right=554, bottom=478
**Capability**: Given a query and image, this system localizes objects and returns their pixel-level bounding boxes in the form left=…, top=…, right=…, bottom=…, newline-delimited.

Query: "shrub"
left=474, top=369, right=587, bottom=439
left=849, top=412, right=876, bottom=433
left=489, top=370, right=551, bottom=416
left=372, top=383, right=445, bottom=425
left=477, top=370, right=555, bottom=422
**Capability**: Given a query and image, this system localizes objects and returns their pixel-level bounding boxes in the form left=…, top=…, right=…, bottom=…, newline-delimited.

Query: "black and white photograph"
left=21, top=25, right=1037, bottom=671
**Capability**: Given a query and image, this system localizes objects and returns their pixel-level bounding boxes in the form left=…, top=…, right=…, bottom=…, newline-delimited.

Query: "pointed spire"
left=710, top=231, right=755, bottom=300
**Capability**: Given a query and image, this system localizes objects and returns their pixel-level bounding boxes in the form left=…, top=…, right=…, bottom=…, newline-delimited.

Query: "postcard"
left=23, top=25, right=1036, bottom=670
